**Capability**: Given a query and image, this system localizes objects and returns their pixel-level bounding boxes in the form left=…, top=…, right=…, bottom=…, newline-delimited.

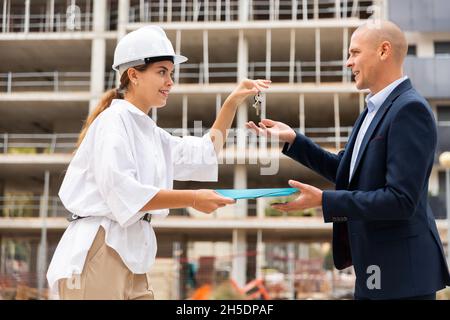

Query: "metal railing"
left=0, top=195, right=68, bottom=218
left=249, top=0, right=377, bottom=21
left=129, top=0, right=240, bottom=23
left=0, top=71, right=116, bottom=93
left=0, top=128, right=351, bottom=155
left=128, top=0, right=378, bottom=23
left=0, top=133, right=78, bottom=154
left=1, top=10, right=118, bottom=33
left=2, top=12, right=92, bottom=33
left=165, top=126, right=352, bottom=147
left=177, top=60, right=351, bottom=84
left=248, top=60, right=352, bottom=83
left=0, top=62, right=350, bottom=92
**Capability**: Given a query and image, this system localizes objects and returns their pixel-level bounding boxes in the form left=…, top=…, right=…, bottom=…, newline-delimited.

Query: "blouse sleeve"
left=159, top=130, right=218, bottom=182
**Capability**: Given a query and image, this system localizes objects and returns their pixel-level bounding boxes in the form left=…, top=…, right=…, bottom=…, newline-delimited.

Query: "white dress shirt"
left=47, top=99, right=218, bottom=299
left=349, top=76, right=408, bottom=181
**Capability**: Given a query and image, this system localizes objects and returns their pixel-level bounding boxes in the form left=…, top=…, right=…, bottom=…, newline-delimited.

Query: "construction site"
left=0, top=0, right=449, bottom=300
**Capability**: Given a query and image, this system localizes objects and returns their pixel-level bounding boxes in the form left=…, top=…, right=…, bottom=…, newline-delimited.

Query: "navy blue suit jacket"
left=282, top=79, right=450, bottom=299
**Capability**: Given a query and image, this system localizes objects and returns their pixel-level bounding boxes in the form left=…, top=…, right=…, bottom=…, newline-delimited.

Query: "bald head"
left=354, top=20, right=408, bottom=64
left=346, top=20, right=407, bottom=93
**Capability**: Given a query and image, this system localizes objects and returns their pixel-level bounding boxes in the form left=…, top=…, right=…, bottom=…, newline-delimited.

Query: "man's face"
left=346, top=30, right=380, bottom=91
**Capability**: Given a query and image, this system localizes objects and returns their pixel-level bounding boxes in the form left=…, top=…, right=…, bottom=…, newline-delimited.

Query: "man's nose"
left=346, top=57, right=353, bottom=68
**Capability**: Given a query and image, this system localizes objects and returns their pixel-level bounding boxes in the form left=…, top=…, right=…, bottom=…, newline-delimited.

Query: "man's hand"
left=246, top=119, right=296, bottom=144
left=271, top=180, right=323, bottom=212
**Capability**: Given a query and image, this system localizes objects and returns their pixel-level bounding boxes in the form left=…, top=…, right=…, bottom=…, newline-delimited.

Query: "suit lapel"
left=348, top=79, right=413, bottom=185
left=336, top=108, right=368, bottom=186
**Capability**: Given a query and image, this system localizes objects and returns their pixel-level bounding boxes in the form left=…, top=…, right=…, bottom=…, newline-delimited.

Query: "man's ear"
left=379, top=41, right=391, bottom=61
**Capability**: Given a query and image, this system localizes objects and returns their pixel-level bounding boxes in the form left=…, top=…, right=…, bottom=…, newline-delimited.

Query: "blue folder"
left=214, top=188, right=298, bottom=200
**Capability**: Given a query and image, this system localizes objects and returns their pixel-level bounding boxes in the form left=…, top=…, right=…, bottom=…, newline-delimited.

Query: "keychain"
left=253, top=92, right=263, bottom=116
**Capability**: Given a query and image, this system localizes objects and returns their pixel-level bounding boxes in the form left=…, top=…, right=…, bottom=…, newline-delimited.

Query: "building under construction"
left=0, top=0, right=449, bottom=300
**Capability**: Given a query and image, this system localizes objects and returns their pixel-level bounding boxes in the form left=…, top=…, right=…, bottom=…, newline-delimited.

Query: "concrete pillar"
left=118, top=0, right=129, bottom=39
left=116, top=0, right=130, bottom=86
left=429, top=169, right=439, bottom=196
left=287, top=242, right=296, bottom=299
left=232, top=229, right=247, bottom=287
left=315, top=28, right=321, bottom=84
left=237, top=30, right=248, bottom=81
left=255, top=229, right=265, bottom=279
left=89, top=0, right=107, bottom=113
left=335, top=0, right=340, bottom=18
left=342, top=27, right=349, bottom=82
left=175, top=30, right=182, bottom=83
left=313, top=0, right=318, bottom=19
left=215, top=93, right=221, bottom=117
left=203, top=30, right=209, bottom=84
left=236, top=104, right=247, bottom=163
left=234, top=165, right=247, bottom=215
left=2, top=0, right=8, bottom=33
left=302, top=0, right=307, bottom=20
left=299, top=93, right=305, bottom=134
left=292, top=0, right=297, bottom=20
left=359, top=92, right=365, bottom=113
left=182, top=95, right=188, bottom=134
left=47, top=0, right=55, bottom=32
left=239, top=0, right=249, bottom=22
left=236, top=29, right=248, bottom=164
left=24, top=0, right=30, bottom=33
left=37, top=170, right=49, bottom=299
left=266, top=29, right=271, bottom=80
left=334, top=93, right=341, bottom=150
left=289, top=28, right=296, bottom=84
left=232, top=165, right=247, bottom=286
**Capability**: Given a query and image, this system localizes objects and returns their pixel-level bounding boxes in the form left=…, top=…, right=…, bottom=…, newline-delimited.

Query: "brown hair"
left=76, top=65, right=148, bottom=147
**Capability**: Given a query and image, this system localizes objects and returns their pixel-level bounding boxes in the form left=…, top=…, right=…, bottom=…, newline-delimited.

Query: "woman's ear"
left=127, top=68, right=139, bottom=85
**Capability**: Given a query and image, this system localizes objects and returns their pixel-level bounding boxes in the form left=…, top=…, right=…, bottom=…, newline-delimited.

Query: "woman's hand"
left=246, top=118, right=296, bottom=144
left=192, top=190, right=236, bottom=214
left=229, top=79, right=271, bottom=106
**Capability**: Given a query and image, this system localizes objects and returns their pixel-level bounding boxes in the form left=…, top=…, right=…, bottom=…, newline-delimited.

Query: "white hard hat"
left=112, top=25, right=187, bottom=75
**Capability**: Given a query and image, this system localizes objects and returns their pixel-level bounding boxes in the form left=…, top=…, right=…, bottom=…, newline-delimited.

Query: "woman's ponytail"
left=76, top=88, right=122, bottom=148
left=76, top=65, right=145, bottom=148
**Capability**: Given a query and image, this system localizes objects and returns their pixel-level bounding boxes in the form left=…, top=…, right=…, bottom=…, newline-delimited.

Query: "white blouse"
left=46, top=99, right=218, bottom=299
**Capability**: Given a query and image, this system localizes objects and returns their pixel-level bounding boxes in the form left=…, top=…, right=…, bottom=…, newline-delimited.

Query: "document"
left=214, top=188, right=298, bottom=200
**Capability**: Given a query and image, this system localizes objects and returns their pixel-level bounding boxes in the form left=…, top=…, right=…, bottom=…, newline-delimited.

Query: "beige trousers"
left=58, top=226, right=154, bottom=300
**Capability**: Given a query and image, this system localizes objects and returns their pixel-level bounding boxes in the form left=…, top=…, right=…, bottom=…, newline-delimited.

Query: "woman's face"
left=134, top=60, right=175, bottom=109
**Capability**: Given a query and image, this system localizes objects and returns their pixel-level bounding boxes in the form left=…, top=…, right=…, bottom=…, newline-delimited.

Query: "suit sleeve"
left=282, top=132, right=345, bottom=184
left=322, top=101, right=437, bottom=222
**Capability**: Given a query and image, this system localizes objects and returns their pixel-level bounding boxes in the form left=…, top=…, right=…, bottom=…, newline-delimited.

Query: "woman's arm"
left=210, top=79, right=271, bottom=153
left=140, top=189, right=235, bottom=214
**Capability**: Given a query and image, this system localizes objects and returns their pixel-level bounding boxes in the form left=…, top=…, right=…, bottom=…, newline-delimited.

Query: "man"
left=247, top=20, right=450, bottom=300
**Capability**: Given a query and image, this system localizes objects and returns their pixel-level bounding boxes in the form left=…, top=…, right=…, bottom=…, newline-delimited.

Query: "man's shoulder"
left=392, top=87, right=432, bottom=114
left=385, top=88, right=437, bottom=130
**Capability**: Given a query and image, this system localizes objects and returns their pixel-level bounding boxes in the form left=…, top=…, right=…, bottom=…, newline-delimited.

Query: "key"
left=253, top=92, right=262, bottom=116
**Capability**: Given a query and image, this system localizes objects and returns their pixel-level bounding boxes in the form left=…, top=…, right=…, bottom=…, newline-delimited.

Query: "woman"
left=46, top=25, right=270, bottom=299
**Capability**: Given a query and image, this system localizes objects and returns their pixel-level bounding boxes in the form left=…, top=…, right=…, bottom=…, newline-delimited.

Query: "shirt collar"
left=111, top=99, right=148, bottom=116
left=110, top=99, right=156, bottom=126
left=365, top=76, right=408, bottom=113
